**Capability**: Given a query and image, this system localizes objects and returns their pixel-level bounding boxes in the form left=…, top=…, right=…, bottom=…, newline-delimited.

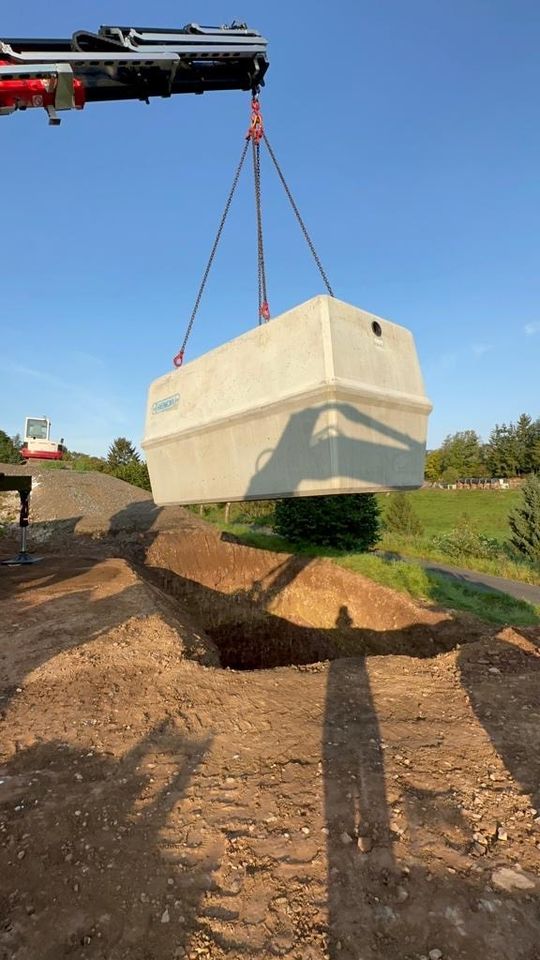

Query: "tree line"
left=63, top=437, right=151, bottom=491
left=3, top=427, right=539, bottom=565
left=4, top=411, right=539, bottom=490
left=425, top=412, right=540, bottom=483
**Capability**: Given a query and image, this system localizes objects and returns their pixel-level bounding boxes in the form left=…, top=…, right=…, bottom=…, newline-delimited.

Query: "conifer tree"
left=508, top=474, right=540, bottom=564
left=384, top=492, right=424, bottom=537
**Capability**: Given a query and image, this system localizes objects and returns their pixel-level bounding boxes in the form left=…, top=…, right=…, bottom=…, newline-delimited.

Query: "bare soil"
left=1, top=469, right=539, bottom=959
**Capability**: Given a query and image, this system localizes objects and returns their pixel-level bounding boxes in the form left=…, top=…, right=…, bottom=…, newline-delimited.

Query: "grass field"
left=206, top=489, right=521, bottom=540
left=213, top=523, right=540, bottom=627
left=379, top=534, right=540, bottom=586
left=377, top=488, right=521, bottom=540
left=376, top=488, right=540, bottom=586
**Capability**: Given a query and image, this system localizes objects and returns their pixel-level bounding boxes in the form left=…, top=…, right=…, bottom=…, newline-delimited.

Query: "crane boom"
left=0, top=22, right=269, bottom=124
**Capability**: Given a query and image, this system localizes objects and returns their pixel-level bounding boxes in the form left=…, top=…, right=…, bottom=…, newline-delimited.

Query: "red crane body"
left=0, top=23, right=268, bottom=124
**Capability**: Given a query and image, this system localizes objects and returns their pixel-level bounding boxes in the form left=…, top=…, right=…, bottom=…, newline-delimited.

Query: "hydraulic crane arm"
left=0, top=22, right=269, bottom=124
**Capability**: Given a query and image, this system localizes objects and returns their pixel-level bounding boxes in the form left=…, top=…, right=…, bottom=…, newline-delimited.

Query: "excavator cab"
left=21, top=417, right=65, bottom=461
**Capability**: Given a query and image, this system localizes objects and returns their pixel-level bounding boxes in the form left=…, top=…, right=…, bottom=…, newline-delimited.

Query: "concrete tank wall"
left=142, top=296, right=432, bottom=505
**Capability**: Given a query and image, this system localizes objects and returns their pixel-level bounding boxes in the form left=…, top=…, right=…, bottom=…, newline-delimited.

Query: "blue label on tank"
left=152, top=394, right=180, bottom=414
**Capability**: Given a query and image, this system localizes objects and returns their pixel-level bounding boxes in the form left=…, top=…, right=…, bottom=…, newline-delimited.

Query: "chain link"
left=251, top=140, right=270, bottom=323
left=173, top=100, right=335, bottom=366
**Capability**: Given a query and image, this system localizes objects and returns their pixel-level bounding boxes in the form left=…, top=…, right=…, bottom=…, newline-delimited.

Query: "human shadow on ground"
left=142, top=562, right=484, bottom=669
left=3, top=506, right=540, bottom=957
left=323, top=654, right=395, bottom=956
left=323, top=649, right=540, bottom=960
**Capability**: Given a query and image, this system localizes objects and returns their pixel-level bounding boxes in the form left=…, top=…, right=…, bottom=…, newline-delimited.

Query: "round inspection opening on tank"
left=371, top=320, right=382, bottom=338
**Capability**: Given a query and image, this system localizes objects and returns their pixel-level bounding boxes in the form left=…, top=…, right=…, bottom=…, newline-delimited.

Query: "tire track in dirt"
left=0, top=469, right=539, bottom=958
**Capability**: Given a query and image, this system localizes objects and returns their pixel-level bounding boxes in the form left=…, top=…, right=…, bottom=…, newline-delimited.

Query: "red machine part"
left=20, top=447, right=64, bottom=461
left=0, top=61, right=85, bottom=113
left=246, top=96, right=264, bottom=144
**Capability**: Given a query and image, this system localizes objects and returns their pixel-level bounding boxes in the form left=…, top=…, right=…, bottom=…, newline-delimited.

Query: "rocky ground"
left=0, top=468, right=539, bottom=959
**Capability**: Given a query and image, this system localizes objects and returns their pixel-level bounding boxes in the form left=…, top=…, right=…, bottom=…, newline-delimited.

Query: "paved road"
left=377, top=552, right=540, bottom=607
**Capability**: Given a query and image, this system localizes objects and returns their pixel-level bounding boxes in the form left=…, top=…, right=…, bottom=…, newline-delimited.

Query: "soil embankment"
left=1, top=467, right=539, bottom=959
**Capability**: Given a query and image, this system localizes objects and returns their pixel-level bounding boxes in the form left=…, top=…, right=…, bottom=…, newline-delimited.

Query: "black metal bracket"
left=0, top=473, right=43, bottom=566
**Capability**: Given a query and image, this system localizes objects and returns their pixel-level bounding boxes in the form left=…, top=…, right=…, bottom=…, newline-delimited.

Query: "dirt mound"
left=1, top=552, right=539, bottom=960
left=2, top=468, right=540, bottom=958
left=0, top=463, right=200, bottom=539
left=0, top=556, right=218, bottom=690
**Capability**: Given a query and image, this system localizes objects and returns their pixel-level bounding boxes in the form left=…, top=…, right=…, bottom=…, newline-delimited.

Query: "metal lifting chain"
left=173, top=138, right=250, bottom=367
left=263, top=131, right=334, bottom=299
left=173, top=96, right=334, bottom=367
left=252, top=142, right=269, bottom=322
left=250, top=100, right=270, bottom=323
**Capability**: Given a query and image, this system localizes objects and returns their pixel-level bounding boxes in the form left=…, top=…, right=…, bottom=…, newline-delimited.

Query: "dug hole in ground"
left=0, top=465, right=539, bottom=960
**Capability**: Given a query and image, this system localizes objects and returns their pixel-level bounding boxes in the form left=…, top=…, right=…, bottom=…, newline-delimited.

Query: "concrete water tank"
left=142, top=296, right=432, bottom=505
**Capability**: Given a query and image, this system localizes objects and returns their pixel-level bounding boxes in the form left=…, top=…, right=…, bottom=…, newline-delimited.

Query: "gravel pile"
left=0, top=463, right=199, bottom=539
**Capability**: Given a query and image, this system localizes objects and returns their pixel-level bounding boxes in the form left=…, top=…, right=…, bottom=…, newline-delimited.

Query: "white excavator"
left=20, top=417, right=65, bottom=461
left=1, top=20, right=431, bottom=507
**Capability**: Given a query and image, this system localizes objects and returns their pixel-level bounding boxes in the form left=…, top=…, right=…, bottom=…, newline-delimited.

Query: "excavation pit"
left=140, top=530, right=484, bottom=671
left=205, top=619, right=363, bottom=671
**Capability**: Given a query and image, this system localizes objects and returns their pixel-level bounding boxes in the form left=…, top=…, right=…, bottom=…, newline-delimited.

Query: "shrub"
left=273, top=494, right=381, bottom=551
left=0, top=430, right=22, bottom=464
left=508, top=474, right=540, bottom=565
left=108, top=461, right=151, bottom=492
left=431, top=514, right=501, bottom=561
left=72, top=455, right=107, bottom=472
left=384, top=492, right=424, bottom=537
left=234, top=500, right=275, bottom=524
left=441, top=466, right=459, bottom=484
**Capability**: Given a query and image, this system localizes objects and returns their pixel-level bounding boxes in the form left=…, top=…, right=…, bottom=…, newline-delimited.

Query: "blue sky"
left=1, top=0, right=538, bottom=455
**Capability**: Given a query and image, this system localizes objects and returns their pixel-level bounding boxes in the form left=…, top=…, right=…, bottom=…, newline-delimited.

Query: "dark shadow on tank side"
left=245, top=402, right=425, bottom=500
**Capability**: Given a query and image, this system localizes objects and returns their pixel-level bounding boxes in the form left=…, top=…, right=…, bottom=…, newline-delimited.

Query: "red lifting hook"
left=173, top=350, right=184, bottom=368
left=246, top=97, right=264, bottom=144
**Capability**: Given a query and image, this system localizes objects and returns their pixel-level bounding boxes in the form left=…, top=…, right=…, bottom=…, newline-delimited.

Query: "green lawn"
left=204, top=489, right=520, bottom=541
left=212, top=523, right=540, bottom=627
left=377, top=489, right=520, bottom=540
left=376, top=488, right=540, bottom=585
